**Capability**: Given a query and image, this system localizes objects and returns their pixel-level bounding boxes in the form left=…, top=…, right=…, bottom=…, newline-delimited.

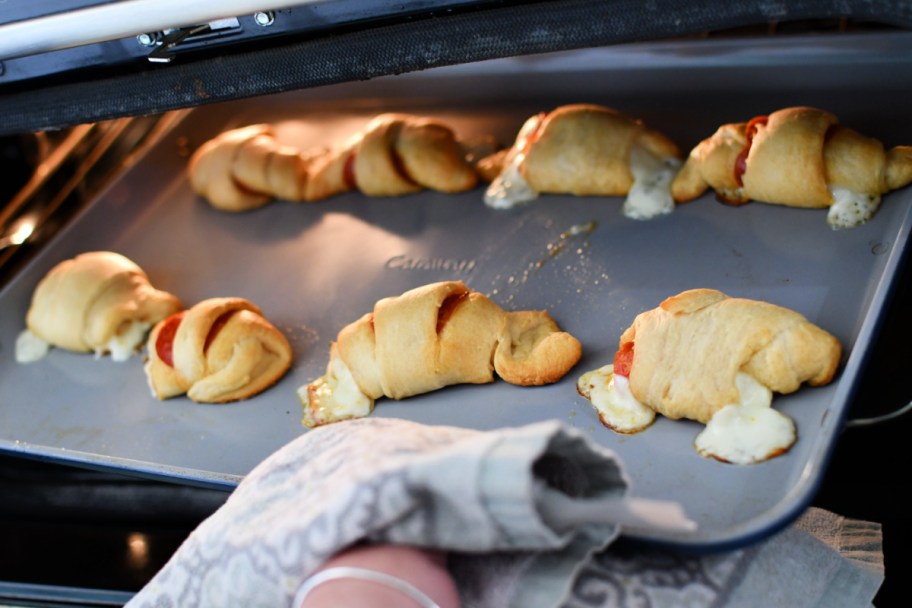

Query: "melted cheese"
left=483, top=115, right=543, bottom=209
left=623, top=146, right=681, bottom=220
left=299, top=353, right=374, bottom=428
left=101, top=320, right=151, bottom=362
left=827, top=186, right=881, bottom=230
left=694, top=373, right=796, bottom=464
left=578, top=365, right=655, bottom=433
left=721, top=186, right=745, bottom=201
left=15, top=329, right=50, bottom=364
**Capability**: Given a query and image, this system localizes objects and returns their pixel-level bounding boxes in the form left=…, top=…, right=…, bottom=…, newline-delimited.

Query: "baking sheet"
left=2, top=34, right=911, bottom=548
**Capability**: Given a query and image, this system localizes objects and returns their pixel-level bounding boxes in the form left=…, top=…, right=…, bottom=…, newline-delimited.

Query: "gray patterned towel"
left=126, top=417, right=883, bottom=608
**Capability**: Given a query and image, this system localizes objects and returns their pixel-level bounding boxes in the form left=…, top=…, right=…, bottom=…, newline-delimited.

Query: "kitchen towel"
left=125, top=417, right=883, bottom=608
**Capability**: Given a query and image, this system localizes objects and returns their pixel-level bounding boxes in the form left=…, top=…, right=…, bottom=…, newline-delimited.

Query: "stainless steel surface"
left=1, top=35, right=911, bottom=549
left=0, top=0, right=321, bottom=60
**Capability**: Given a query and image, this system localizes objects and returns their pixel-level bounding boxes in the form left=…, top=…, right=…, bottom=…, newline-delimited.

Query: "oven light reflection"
left=9, top=220, right=35, bottom=245
left=126, top=532, right=150, bottom=570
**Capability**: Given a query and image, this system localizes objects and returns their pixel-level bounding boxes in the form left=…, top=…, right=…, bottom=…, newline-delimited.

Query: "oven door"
left=1, top=1, right=911, bottom=604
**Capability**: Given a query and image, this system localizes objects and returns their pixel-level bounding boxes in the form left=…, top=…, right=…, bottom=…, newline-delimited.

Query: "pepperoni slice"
left=436, top=292, right=469, bottom=334
left=155, top=312, right=185, bottom=368
left=522, top=112, right=548, bottom=155
left=734, top=115, right=768, bottom=187
left=343, top=152, right=357, bottom=190
left=613, top=341, right=635, bottom=378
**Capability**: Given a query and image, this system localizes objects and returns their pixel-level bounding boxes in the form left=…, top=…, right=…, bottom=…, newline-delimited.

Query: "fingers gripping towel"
left=126, top=417, right=630, bottom=607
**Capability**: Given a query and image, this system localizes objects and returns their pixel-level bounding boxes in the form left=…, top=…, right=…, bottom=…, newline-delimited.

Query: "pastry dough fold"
left=302, top=281, right=582, bottom=425
left=188, top=124, right=314, bottom=212
left=527, top=104, right=679, bottom=195
left=339, top=281, right=580, bottom=399
left=145, top=297, right=292, bottom=403
left=305, top=113, right=480, bottom=201
left=188, top=114, right=483, bottom=210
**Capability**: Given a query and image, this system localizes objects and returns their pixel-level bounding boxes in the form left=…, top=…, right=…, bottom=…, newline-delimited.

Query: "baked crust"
left=480, top=104, right=681, bottom=195
left=188, top=124, right=313, bottom=212
left=618, top=288, right=841, bottom=423
left=189, top=114, right=483, bottom=209
left=305, top=113, right=480, bottom=201
left=25, top=251, right=181, bottom=355
left=327, top=281, right=581, bottom=401
left=672, top=106, right=912, bottom=208
left=145, top=297, right=292, bottom=403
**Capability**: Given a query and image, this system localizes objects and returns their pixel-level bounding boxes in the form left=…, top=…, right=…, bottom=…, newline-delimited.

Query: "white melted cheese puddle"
left=15, top=329, right=50, bottom=363
left=298, top=353, right=374, bottom=428
left=16, top=320, right=150, bottom=364
left=577, top=365, right=655, bottom=433
left=579, top=366, right=796, bottom=464
left=102, top=320, right=151, bottom=362
left=623, top=146, right=682, bottom=220
left=827, top=186, right=881, bottom=230
left=694, top=373, right=796, bottom=464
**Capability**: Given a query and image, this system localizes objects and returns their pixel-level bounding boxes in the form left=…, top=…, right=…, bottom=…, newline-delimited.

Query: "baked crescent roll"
left=481, top=104, right=683, bottom=220
left=304, top=113, right=481, bottom=201
left=617, top=288, right=841, bottom=423
left=577, top=289, right=841, bottom=464
left=145, top=297, right=292, bottom=403
left=671, top=106, right=912, bottom=229
left=188, top=124, right=315, bottom=212
left=16, top=251, right=181, bottom=363
left=299, top=281, right=582, bottom=427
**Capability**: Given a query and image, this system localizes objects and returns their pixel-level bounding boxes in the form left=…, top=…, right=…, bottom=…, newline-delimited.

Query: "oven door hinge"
left=139, top=17, right=243, bottom=64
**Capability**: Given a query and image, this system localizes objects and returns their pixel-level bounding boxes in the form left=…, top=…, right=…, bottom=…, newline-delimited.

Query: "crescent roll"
left=481, top=104, right=682, bottom=219
left=145, top=297, right=292, bottom=403
left=17, top=251, right=181, bottom=363
left=672, top=106, right=912, bottom=229
left=188, top=124, right=315, bottom=212
left=617, top=288, right=841, bottom=423
left=304, top=113, right=481, bottom=201
left=577, top=289, right=841, bottom=464
left=299, top=281, right=582, bottom=427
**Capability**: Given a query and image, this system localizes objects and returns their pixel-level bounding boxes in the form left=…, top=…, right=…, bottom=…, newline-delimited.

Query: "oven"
left=1, top=1, right=911, bottom=605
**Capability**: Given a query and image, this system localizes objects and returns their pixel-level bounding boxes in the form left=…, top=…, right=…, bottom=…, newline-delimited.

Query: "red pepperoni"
left=613, top=341, right=635, bottom=378
left=734, top=115, right=768, bottom=186
left=155, top=312, right=185, bottom=368
left=436, top=291, right=469, bottom=334
left=523, top=112, right=547, bottom=154
left=343, top=152, right=357, bottom=190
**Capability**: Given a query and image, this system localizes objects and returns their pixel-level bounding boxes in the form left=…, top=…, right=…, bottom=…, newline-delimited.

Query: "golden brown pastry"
left=299, top=281, right=582, bottom=427
left=16, top=251, right=181, bottom=363
left=481, top=104, right=682, bottom=219
left=188, top=124, right=315, bottom=212
left=577, top=289, right=841, bottom=464
left=188, top=114, right=486, bottom=210
left=145, top=297, right=292, bottom=403
left=672, top=106, right=912, bottom=229
left=304, top=113, right=481, bottom=201
left=616, top=288, right=841, bottom=423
